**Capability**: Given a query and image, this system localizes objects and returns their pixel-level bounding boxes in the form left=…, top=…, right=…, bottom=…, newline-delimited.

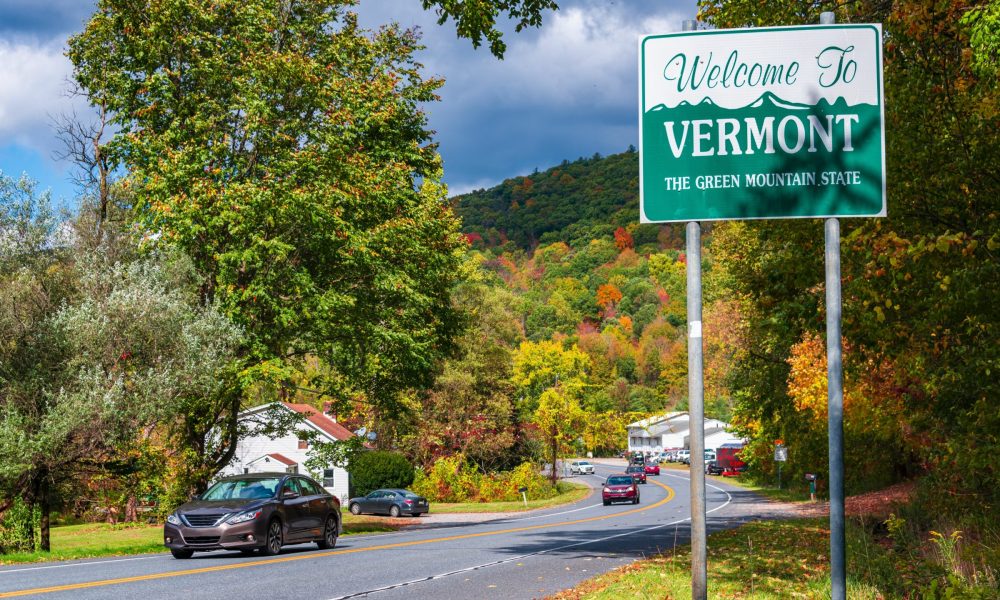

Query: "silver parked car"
left=569, top=460, right=595, bottom=475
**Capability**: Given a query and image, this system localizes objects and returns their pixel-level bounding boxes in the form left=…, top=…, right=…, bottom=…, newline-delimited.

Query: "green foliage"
left=456, top=151, right=641, bottom=250
left=348, top=451, right=415, bottom=497
left=420, top=0, right=557, bottom=59
left=69, top=0, right=467, bottom=416
left=962, top=1, right=1000, bottom=78
left=0, top=499, right=39, bottom=554
left=409, top=455, right=558, bottom=503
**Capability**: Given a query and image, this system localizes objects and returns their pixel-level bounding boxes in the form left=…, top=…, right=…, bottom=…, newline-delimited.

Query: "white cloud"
left=439, top=5, right=685, bottom=110
left=0, top=39, right=89, bottom=154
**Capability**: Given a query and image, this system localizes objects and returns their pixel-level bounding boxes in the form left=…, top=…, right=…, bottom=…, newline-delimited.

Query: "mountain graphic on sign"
left=648, top=93, right=877, bottom=113
left=746, top=91, right=810, bottom=110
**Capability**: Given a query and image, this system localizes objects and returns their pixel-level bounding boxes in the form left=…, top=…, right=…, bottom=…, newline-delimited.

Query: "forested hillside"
left=454, top=148, right=665, bottom=251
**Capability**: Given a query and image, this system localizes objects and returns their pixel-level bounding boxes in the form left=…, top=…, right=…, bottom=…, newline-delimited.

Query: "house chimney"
left=322, top=401, right=332, bottom=415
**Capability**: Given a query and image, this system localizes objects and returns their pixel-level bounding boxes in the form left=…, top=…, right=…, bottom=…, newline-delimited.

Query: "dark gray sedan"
left=164, top=473, right=341, bottom=559
left=348, top=489, right=429, bottom=517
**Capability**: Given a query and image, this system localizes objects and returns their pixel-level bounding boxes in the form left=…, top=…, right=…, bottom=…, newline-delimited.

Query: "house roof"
left=247, top=452, right=296, bottom=466
left=283, top=403, right=355, bottom=442
left=628, top=412, right=686, bottom=430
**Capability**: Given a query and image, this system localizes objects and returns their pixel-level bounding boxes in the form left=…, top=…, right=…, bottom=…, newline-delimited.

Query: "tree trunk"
left=550, top=432, right=558, bottom=484
left=125, top=495, right=139, bottom=523
left=39, top=476, right=50, bottom=553
left=24, top=496, right=35, bottom=554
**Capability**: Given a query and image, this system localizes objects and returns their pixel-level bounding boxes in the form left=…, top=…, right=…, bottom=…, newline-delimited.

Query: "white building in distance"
left=627, top=412, right=744, bottom=453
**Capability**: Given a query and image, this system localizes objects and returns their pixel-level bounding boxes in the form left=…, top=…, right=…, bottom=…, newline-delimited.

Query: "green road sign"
left=639, top=25, right=886, bottom=223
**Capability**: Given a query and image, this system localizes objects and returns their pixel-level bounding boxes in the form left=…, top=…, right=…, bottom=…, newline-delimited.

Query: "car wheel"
left=603, top=500, right=610, bottom=506
left=170, top=549, right=194, bottom=559
left=389, top=505, right=401, bottom=518
left=349, top=503, right=361, bottom=515
left=635, top=497, right=640, bottom=504
left=317, top=515, right=338, bottom=550
left=259, top=519, right=283, bottom=556
left=412, top=513, right=423, bottom=517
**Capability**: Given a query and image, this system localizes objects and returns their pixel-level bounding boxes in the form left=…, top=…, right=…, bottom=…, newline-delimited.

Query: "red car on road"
left=644, top=463, right=660, bottom=476
left=625, top=465, right=647, bottom=484
left=602, top=474, right=640, bottom=505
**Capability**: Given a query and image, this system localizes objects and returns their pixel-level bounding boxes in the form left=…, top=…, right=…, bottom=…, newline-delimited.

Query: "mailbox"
left=804, top=473, right=817, bottom=481
left=518, top=486, right=528, bottom=493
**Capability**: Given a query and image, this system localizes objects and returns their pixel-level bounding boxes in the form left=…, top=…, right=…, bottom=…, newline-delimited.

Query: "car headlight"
left=226, top=508, right=263, bottom=525
left=603, top=487, right=611, bottom=493
left=166, top=513, right=181, bottom=526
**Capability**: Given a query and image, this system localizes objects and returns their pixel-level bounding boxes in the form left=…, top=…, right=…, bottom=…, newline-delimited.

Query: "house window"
left=297, top=436, right=308, bottom=450
left=243, top=467, right=249, bottom=474
left=323, top=469, right=335, bottom=487
left=285, top=465, right=298, bottom=474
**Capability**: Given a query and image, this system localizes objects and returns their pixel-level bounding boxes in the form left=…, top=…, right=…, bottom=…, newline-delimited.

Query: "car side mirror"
left=282, top=490, right=300, bottom=500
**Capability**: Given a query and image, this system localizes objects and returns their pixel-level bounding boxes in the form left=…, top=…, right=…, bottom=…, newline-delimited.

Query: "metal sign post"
left=822, top=12, right=847, bottom=600
left=679, top=21, right=709, bottom=600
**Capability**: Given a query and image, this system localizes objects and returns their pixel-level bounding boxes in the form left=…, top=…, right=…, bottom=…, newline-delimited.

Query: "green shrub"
left=348, top=451, right=414, bottom=497
left=411, top=455, right=559, bottom=502
left=0, top=498, right=39, bottom=554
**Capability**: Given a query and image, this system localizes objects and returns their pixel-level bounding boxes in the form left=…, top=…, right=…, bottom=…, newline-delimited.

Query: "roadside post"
left=519, top=486, right=529, bottom=509
left=639, top=13, right=884, bottom=599
left=774, top=441, right=788, bottom=489
left=805, top=473, right=818, bottom=502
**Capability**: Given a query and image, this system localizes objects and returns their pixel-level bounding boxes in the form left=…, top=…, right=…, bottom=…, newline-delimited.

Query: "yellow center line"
left=1, top=480, right=675, bottom=598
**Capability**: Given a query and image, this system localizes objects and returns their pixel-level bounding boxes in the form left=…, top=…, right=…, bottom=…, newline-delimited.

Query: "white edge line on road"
left=327, top=478, right=734, bottom=600
left=0, top=555, right=163, bottom=575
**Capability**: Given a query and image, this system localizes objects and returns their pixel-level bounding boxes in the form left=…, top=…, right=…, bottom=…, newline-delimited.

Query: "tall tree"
left=0, top=175, right=239, bottom=551
left=701, top=0, right=1000, bottom=505
left=68, top=0, right=469, bottom=487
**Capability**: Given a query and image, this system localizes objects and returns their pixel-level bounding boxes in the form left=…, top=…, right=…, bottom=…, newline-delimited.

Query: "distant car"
left=164, top=473, right=341, bottom=559
left=644, top=463, right=660, bottom=476
left=569, top=460, right=595, bottom=475
left=706, top=460, right=725, bottom=476
left=677, top=450, right=691, bottom=464
left=629, top=452, right=645, bottom=465
left=348, top=489, right=429, bottom=517
left=625, top=465, right=647, bottom=484
left=602, top=474, right=640, bottom=505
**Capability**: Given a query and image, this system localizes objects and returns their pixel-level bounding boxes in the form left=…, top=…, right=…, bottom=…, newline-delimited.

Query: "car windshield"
left=578, top=461, right=591, bottom=466
left=202, top=478, right=281, bottom=500
left=607, top=476, right=632, bottom=485
left=626, top=466, right=642, bottom=473
left=402, top=492, right=421, bottom=500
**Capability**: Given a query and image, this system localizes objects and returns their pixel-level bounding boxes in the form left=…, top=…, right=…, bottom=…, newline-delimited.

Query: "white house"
left=221, top=402, right=354, bottom=504
left=627, top=412, right=744, bottom=453
left=627, top=412, right=688, bottom=452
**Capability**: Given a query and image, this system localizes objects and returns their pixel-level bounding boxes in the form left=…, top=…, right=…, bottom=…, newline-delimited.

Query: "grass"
left=0, top=514, right=417, bottom=565
left=550, top=517, right=899, bottom=599
left=431, top=481, right=591, bottom=513
left=0, top=482, right=590, bottom=565
left=708, top=474, right=813, bottom=504
left=0, top=523, right=165, bottom=565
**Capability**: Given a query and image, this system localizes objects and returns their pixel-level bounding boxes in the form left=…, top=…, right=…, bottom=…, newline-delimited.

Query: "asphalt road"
left=0, top=463, right=767, bottom=600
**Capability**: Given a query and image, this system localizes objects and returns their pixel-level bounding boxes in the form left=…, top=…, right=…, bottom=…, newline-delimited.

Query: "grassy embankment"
left=0, top=482, right=590, bottom=565
left=0, top=515, right=405, bottom=565
left=553, top=475, right=999, bottom=598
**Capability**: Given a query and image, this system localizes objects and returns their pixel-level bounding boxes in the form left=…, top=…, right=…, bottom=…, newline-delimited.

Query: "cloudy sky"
left=0, top=0, right=696, bottom=205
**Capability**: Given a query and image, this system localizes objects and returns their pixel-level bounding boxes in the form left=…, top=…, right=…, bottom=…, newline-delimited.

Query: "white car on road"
left=569, top=460, right=595, bottom=475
